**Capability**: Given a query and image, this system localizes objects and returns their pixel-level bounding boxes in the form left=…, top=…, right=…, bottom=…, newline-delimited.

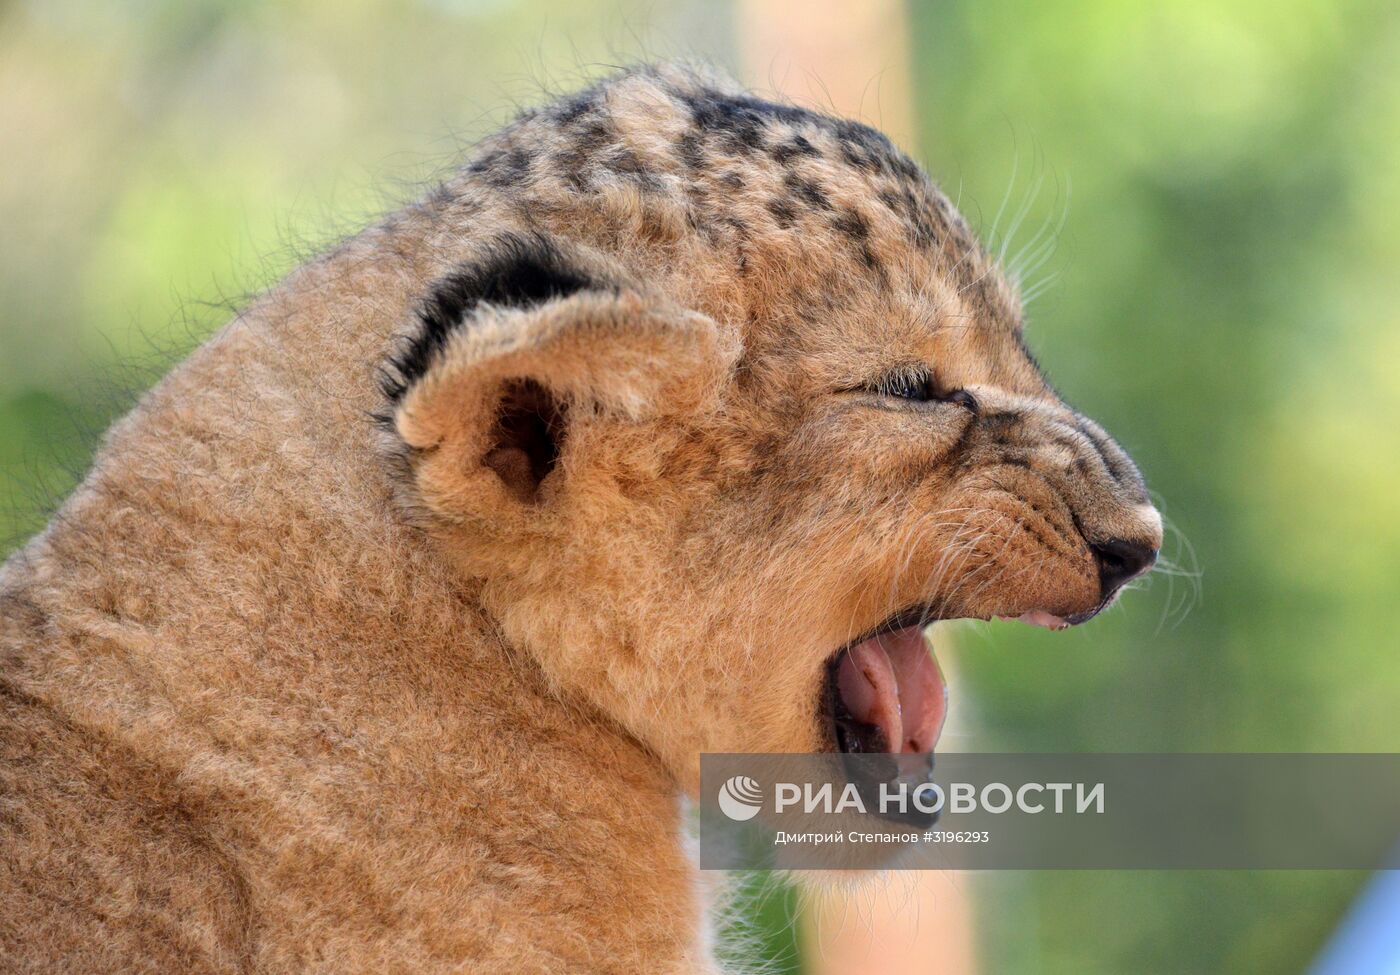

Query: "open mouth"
left=829, top=624, right=947, bottom=755
left=825, top=607, right=1081, bottom=757
left=821, top=606, right=1089, bottom=827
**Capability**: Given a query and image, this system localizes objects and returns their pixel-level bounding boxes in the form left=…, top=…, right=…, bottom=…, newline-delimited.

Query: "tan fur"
left=0, top=64, right=1161, bottom=973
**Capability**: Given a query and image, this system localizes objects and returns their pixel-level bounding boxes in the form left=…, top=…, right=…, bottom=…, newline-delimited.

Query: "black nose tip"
left=1092, top=538, right=1158, bottom=598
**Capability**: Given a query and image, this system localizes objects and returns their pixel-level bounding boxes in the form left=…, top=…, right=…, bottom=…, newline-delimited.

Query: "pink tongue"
left=836, top=627, right=947, bottom=753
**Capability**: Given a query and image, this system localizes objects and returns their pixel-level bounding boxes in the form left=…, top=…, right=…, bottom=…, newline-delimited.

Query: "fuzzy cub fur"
left=0, top=64, right=1161, bottom=973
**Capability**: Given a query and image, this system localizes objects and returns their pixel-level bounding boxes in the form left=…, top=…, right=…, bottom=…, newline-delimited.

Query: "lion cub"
left=0, top=64, right=1159, bottom=973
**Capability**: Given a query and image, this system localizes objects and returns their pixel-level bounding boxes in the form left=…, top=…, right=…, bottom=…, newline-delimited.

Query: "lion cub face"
left=385, top=66, right=1162, bottom=787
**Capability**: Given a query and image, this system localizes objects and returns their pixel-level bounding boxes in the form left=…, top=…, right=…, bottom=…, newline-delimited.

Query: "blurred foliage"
left=0, top=0, right=734, bottom=541
left=909, top=0, right=1400, bottom=971
left=2, top=0, right=1398, bottom=972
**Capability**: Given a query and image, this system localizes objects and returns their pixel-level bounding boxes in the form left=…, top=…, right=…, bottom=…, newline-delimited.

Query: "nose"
left=1091, top=538, right=1158, bottom=599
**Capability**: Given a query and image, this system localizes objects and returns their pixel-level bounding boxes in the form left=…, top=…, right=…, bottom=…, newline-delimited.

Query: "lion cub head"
left=381, top=65, right=1161, bottom=788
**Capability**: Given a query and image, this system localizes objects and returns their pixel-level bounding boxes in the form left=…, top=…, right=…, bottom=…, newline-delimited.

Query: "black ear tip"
left=383, top=234, right=598, bottom=407
left=485, top=379, right=567, bottom=503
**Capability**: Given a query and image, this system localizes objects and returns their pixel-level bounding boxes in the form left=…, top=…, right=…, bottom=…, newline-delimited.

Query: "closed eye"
left=858, top=368, right=979, bottom=415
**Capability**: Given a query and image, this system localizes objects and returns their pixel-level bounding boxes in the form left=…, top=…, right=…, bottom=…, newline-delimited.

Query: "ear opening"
left=483, top=379, right=568, bottom=503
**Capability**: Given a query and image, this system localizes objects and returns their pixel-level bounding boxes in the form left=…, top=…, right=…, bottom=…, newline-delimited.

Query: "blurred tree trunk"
left=736, top=0, right=917, bottom=149
left=735, top=3, right=979, bottom=973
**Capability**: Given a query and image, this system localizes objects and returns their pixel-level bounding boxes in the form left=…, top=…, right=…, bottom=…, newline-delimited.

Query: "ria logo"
left=717, top=775, right=763, bottom=821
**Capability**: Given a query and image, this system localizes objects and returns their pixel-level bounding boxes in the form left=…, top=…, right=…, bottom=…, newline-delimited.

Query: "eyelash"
left=878, top=371, right=935, bottom=402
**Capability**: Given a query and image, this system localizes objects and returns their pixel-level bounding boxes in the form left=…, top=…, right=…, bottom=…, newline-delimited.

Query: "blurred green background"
left=2, top=1, right=1397, bottom=972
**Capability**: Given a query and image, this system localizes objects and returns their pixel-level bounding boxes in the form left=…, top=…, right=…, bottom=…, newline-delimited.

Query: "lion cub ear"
left=383, top=234, right=737, bottom=520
